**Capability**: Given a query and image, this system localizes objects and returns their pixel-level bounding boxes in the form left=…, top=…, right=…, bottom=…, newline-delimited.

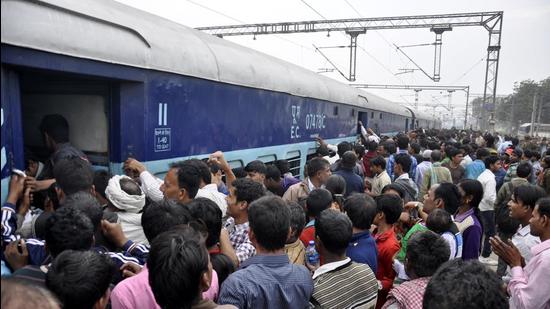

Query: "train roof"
left=1, top=0, right=415, bottom=118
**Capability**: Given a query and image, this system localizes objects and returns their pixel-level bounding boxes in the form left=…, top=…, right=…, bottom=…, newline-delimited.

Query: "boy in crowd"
left=373, top=194, right=403, bottom=309
left=344, top=193, right=378, bottom=273
left=311, top=209, right=378, bottom=308
left=224, top=178, right=265, bottom=264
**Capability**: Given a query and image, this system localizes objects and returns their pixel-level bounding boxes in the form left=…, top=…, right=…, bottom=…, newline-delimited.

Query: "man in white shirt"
left=500, top=185, right=546, bottom=283
left=123, top=151, right=235, bottom=207
left=477, top=155, right=501, bottom=265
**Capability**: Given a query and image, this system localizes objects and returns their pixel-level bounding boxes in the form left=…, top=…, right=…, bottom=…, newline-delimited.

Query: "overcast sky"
left=117, top=0, right=549, bottom=122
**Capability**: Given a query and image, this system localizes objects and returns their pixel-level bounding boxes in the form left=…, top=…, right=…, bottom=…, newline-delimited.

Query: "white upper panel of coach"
left=1, top=0, right=411, bottom=116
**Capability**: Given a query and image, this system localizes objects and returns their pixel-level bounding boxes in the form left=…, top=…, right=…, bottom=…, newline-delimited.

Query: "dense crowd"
left=1, top=114, right=550, bottom=309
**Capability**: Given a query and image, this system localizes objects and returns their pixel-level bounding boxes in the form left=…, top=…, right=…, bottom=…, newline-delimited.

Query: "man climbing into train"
left=24, top=114, right=87, bottom=193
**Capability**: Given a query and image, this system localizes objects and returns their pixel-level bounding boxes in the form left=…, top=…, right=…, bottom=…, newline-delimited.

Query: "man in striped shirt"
left=311, top=209, right=378, bottom=309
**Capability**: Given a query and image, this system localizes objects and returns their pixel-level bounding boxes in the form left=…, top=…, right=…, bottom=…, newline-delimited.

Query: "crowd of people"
left=1, top=114, right=550, bottom=309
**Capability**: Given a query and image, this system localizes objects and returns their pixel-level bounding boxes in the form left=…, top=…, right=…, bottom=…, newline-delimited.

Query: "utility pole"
left=530, top=92, right=537, bottom=136
left=535, top=95, right=543, bottom=136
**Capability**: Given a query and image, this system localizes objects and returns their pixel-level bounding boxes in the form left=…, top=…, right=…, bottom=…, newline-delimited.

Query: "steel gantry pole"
left=481, top=13, right=503, bottom=132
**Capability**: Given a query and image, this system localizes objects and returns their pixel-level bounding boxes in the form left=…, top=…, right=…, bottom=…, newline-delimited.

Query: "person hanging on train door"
left=24, top=114, right=87, bottom=193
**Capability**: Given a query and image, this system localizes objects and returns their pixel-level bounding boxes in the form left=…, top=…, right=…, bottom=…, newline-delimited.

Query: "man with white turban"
left=105, top=175, right=148, bottom=245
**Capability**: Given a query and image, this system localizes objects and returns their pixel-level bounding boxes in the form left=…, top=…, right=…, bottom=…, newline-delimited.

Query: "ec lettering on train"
left=154, top=128, right=171, bottom=152
left=290, top=105, right=301, bottom=139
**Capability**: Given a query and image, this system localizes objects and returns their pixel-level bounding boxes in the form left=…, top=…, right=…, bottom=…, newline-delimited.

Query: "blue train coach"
left=1, top=0, right=439, bottom=202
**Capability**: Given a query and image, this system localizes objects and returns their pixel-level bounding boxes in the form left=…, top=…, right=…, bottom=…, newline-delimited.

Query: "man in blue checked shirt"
left=219, top=196, right=313, bottom=308
left=387, top=135, right=417, bottom=181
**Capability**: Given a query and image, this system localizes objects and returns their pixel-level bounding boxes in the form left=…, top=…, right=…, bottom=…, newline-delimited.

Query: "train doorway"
left=19, top=70, right=111, bottom=171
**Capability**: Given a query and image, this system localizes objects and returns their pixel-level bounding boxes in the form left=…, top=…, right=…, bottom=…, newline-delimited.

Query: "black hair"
left=45, top=207, right=94, bottom=257
left=410, top=142, right=421, bottom=154
left=375, top=194, right=403, bottom=224
left=63, top=191, right=103, bottom=231
left=307, top=157, right=330, bottom=178
left=169, top=160, right=203, bottom=199
left=148, top=227, right=208, bottom=309
left=423, top=259, right=508, bottom=309
left=1, top=277, right=60, bottom=308
left=381, top=183, right=406, bottom=199
left=232, top=167, right=247, bottom=179
left=458, top=179, right=484, bottom=231
left=537, top=197, right=550, bottom=218
left=46, top=250, right=114, bottom=309
left=46, top=182, right=61, bottom=210
left=210, top=253, right=236, bottom=287
left=188, top=159, right=212, bottom=186
left=426, top=208, right=453, bottom=234
left=40, top=114, right=69, bottom=143
left=370, top=156, right=386, bottom=169
left=341, top=151, right=357, bottom=170
left=325, top=175, right=346, bottom=209
left=406, top=230, right=450, bottom=277
left=394, top=153, right=412, bottom=173
left=274, top=160, right=290, bottom=174
left=119, top=177, right=142, bottom=196
left=337, top=141, right=352, bottom=157
left=315, top=209, right=353, bottom=255
left=141, top=199, right=192, bottom=243
left=232, top=178, right=265, bottom=204
left=208, top=161, right=221, bottom=174
left=248, top=196, right=290, bottom=251
left=325, top=174, right=346, bottom=197
left=366, top=140, right=378, bottom=152
left=385, top=142, right=397, bottom=155
left=344, top=193, right=377, bottom=230
left=354, top=144, right=366, bottom=158
left=513, top=185, right=547, bottom=211
left=316, top=144, right=330, bottom=157
left=187, top=198, right=222, bottom=248
left=475, top=148, right=490, bottom=160
left=431, top=150, right=442, bottom=162
left=434, top=183, right=462, bottom=215
left=447, top=147, right=461, bottom=158
left=265, top=165, right=282, bottom=181
left=511, top=137, right=519, bottom=146
left=287, top=201, right=306, bottom=238
left=53, top=157, right=94, bottom=195
left=245, top=160, right=267, bottom=175
left=483, top=134, right=495, bottom=148
left=512, top=148, right=523, bottom=158
left=306, top=188, right=333, bottom=218
left=516, top=161, right=532, bottom=178
left=483, top=155, right=500, bottom=169
left=93, top=170, right=111, bottom=200
left=397, top=135, right=410, bottom=149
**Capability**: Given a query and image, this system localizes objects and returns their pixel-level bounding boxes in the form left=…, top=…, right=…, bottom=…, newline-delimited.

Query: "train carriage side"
left=1, top=0, right=370, bottom=202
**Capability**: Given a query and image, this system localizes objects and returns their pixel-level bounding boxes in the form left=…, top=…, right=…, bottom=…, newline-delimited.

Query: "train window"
left=228, top=160, right=243, bottom=169
left=379, top=113, right=383, bottom=119
left=285, top=151, right=301, bottom=177
left=257, top=154, right=277, bottom=164
left=371, top=112, right=374, bottom=119
left=351, top=109, right=355, bottom=117
left=333, top=106, right=339, bottom=116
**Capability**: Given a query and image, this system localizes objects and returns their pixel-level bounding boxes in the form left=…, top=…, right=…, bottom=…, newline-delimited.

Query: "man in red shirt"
left=373, top=194, right=403, bottom=309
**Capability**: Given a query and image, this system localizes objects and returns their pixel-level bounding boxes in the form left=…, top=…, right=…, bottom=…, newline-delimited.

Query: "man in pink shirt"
left=491, top=197, right=550, bottom=309
left=111, top=264, right=219, bottom=309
